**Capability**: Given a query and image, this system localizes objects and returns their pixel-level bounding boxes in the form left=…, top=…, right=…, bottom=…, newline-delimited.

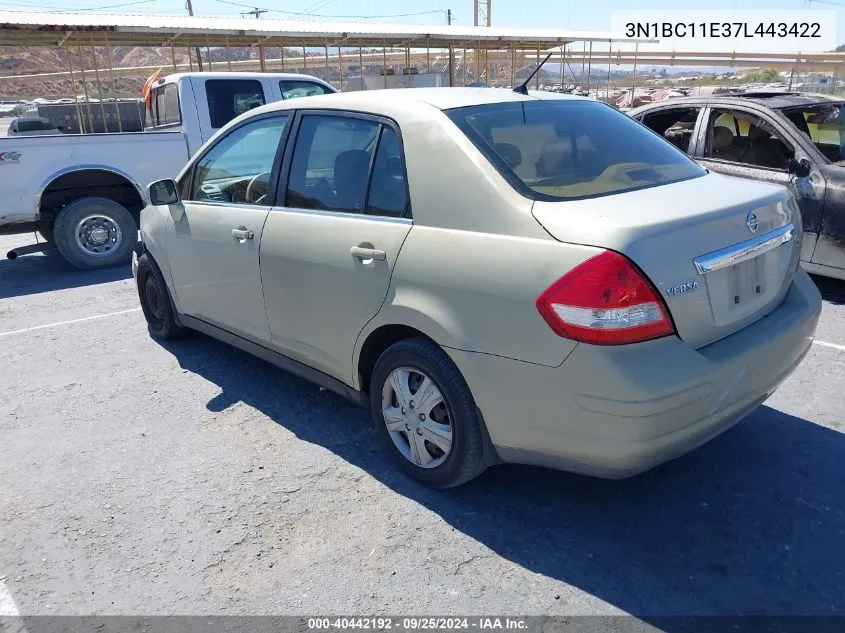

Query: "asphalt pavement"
left=1, top=232, right=844, bottom=621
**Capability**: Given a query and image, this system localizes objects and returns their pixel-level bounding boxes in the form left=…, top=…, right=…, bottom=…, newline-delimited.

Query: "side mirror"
left=149, top=179, right=179, bottom=205
left=788, top=157, right=812, bottom=178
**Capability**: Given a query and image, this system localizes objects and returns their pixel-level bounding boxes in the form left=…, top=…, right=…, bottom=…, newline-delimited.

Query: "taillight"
left=536, top=251, right=675, bottom=346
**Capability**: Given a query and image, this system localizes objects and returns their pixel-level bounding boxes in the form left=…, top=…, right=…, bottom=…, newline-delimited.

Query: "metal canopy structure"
left=537, top=50, right=845, bottom=73
left=0, top=11, right=653, bottom=49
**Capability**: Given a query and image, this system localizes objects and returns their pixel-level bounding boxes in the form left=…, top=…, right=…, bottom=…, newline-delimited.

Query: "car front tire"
left=136, top=252, right=185, bottom=341
left=370, top=337, right=486, bottom=488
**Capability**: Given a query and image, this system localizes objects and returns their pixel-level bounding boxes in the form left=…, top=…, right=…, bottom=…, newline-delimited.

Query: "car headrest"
left=711, top=126, right=734, bottom=150
left=748, top=125, right=769, bottom=142
left=334, top=150, right=371, bottom=183
left=492, top=142, right=523, bottom=169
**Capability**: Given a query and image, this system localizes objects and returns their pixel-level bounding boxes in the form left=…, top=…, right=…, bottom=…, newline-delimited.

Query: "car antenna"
left=513, top=52, right=554, bottom=95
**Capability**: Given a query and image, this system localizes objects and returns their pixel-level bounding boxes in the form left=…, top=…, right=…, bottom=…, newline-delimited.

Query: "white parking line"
left=0, top=307, right=141, bottom=338
left=813, top=339, right=845, bottom=353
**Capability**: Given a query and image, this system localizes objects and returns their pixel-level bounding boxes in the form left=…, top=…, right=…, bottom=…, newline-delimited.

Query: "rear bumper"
left=448, top=268, right=822, bottom=478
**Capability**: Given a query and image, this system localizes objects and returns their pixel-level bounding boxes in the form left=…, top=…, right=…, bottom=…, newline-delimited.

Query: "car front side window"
left=187, top=115, right=288, bottom=206
left=280, top=80, right=334, bottom=99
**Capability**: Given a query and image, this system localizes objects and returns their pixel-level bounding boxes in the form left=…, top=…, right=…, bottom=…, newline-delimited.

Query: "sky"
left=2, top=0, right=844, bottom=46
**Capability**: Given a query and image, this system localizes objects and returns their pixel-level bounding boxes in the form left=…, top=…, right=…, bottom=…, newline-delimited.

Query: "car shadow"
left=0, top=248, right=131, bottom=299
left=810, top=274, right=845, bottom=306
left=162, top=334, right=845, bottom=619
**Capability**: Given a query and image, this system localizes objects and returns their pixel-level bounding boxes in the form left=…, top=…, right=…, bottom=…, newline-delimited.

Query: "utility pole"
left=242, top=7, right=267, bottom=18
left=447, top=9, right=454, bottom=87
left=186, top=0, right=203, bottom=71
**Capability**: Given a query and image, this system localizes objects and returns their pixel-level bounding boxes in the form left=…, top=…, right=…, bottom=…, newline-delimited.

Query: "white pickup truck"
left=0, top=71, right=334, bottom=268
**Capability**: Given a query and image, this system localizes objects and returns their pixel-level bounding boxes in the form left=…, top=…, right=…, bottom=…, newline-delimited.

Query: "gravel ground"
left=1, top=232, right=844, bottom=620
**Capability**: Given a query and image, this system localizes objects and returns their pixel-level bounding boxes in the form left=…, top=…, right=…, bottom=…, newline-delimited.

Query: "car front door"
left=693, top=106, right=826, bottom=262
left=167, top=113, right=289, bottom=342
left=260, top=111, right=412, bottom=381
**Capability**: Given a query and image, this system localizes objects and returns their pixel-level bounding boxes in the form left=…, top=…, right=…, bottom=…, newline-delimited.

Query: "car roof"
left=631, top=92, right=844, bottom=114
left=248, top=87, right=590, bottom=115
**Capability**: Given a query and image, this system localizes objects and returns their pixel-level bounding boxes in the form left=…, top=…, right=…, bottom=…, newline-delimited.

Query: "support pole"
left=186, top=0, right=202, bottom=71
left=170, top=42, right=177, bottom=72
left=338, top=45, right=343, bottom=90
left=187, top=44, right=194, bottom=71
left=559, top=45, right=564, bottom=87
left=206, top=38, right=212, bottom=71
left=90, top=37, right=108, bottom=133
left=302, top=46, right=307, bottom=74
left=65, top=43, right=85, bottom=134
left=426, top=44, right=430, bottom=73
left=586, top=41, right=593, bottom=94
left=448, top=45, right=454, bottom=87
left=510, top=45, right=515, bottom=87
left=476, top=43, right=480, bottom=85
left=226, top=37, right=232, bottom=71
left=324, top=40, right=329, bottom=83
left=359, top=42, right=365, bottom=90
left=281, top=40, right=286, bottom=71
left=630, top=42, right=638, bottom=105
left=536, top=42, right=541, bottom=90
left=406, top=39, right=411, bottom=77
left=606, top=40, right=611, bottom=100
left=383, top=46, right=387, bottom=89
left=76, top=46, right=94, bottom=134
left=788, top=67, right=795, bottom=90
left=259, top=42, right=266, bottom=72
left=105, top=33, right=122, bottom=132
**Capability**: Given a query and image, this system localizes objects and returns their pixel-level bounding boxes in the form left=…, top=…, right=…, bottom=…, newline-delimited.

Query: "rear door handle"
left=232, top=228, right=254, bottom=241
left=350, top=246, right=386, bottom=261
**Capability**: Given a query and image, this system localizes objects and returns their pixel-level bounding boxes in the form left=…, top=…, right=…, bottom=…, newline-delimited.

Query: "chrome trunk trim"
left=694, top=224, right=795, bottom=275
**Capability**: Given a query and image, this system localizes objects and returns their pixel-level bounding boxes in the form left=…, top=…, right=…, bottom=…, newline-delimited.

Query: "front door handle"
left=232, top=227, right=254, bottom=241
left=350, top=246, right=386, bottom=261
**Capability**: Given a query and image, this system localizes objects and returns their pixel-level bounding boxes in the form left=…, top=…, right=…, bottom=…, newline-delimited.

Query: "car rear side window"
left=280, top=80, right=333, bottom=99
left=286, top=115, right=380, bottom=213
left=205, top=79, right=266, bottom=129
left=447, top=100, right=705, bottom=201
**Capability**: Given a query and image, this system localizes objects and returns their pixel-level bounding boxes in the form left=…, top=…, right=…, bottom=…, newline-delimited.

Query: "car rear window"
left=446, top=99, right=706, bottom=201
left=18, top=119, right=56, bottom=132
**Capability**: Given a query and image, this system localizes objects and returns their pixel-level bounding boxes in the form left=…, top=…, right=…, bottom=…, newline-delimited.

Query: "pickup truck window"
left=279, top=80, right=333, bottom=100
left=152, top=84, right=181, bottom=127
left=189, top=114, right=288, bottom=206
left=206, top=79, right=266, bottom=129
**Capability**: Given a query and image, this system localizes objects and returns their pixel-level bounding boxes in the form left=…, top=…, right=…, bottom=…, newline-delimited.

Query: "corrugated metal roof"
left=0, top=10, right=655, bottom=49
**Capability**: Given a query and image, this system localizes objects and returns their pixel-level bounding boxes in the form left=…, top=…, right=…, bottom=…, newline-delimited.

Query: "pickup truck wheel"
left=135, top=252, right=185, bottom=340
left=53, top=197, right=136, bottom=270
left=370, top=337, right=486, bottom=488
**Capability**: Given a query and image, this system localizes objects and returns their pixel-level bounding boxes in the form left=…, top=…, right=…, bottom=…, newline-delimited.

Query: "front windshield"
left=447, top=99, right=706, bottom=201
left=781, top=102, right=845, bottom=162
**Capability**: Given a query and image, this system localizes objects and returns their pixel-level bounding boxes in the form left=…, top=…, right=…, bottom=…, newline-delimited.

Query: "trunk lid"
left=532, top=172, right=802, bottom=349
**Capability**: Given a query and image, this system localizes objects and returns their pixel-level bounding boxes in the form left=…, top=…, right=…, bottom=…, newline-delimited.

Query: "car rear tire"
left=370, top=337, right=486, bottom=488
left=53, top=197, right=136, bottom=270
left=136, top=252, right=186, bottom=341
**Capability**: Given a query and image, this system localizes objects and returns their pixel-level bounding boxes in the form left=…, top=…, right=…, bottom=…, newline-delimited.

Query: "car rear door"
left=167, top=112, right=290, bottom=343
left=259, top=110, right=412, bottom=382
